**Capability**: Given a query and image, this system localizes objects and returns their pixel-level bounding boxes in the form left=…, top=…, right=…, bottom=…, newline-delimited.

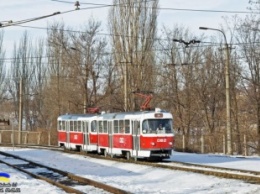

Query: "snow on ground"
left=0, top=147, right=260, bottom=194
left=0, top=163, right=66, bottom=194
left=169, top=151, right=260, bottom=172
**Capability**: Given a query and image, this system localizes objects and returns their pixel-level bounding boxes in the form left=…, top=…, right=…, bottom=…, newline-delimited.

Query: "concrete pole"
left=18, top=77, right=23, bottom=144
left=199, top=27, right=232, bottom=155
left=124, top=63, right=128, bottom=112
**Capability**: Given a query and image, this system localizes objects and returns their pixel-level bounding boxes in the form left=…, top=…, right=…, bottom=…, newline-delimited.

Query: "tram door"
left=132, top=120, right=140, bottom=159
left=83, top=121, right=89, bottom=151
left=108, top=121, right=113, bottom=155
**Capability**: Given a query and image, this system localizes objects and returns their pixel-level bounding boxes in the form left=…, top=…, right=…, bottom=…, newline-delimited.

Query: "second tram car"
left=57, top=108, right=174, bottom=160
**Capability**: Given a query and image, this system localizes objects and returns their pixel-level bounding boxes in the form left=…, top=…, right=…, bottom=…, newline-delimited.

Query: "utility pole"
left=124, top=62, right=128, bottom=112
left=199, top=26, right=233, bottom=155
left=84, top=62, right=88, bottom=114
left=18, top=77, right=23, bottom=144
left=120, top=61, right=131, bottom=112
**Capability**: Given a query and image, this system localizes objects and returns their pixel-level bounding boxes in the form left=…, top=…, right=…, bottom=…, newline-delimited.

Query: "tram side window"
left=125, top=120, right=130, bottom=134
left=142, top=120, right=149, bottom=134
left=70, top=121, right=73, bottom=131
left=103, top=121, right=108, bottom=133
left=119, top=120, right=124, bottom=133
left=98, top=121, right=103, bottom=133
left=78, top=121, right=81, bottom=132
left=114, top=120, right=119, bottom=133
left=59, top=121, right=65, bottom=131
left=74, top=121, right=78, bottom=132
left=62, top=121, right=66, bottom=131
left=91, top=121, right=97, bottom=132
left=58, top=121, right=61, bottom=131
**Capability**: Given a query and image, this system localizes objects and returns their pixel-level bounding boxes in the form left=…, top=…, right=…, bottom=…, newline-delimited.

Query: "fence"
left=0, top=130, right=58, bottom=146
left=0, top=129, right=257, bottom=156
left=174, top=133, right=255, bottom=156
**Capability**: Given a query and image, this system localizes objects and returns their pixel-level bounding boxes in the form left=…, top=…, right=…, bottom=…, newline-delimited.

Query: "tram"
left=57, top=108, right=174, bottom=160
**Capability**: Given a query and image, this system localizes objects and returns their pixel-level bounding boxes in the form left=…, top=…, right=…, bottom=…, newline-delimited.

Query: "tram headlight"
left=151, top=142, right=155, bottom=146
left=169, top=142, right=172, bottom=146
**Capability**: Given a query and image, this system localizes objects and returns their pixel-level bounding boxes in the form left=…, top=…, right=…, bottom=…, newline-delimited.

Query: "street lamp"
left=199, top=26, right=232, bottom=155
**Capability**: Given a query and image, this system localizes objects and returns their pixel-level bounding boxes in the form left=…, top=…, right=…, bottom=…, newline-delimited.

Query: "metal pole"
left=12, top=123, right=14, bottom=151
left=85, top=62, right=88, bottom=114
left=124, top=63, right=127, bottom=112
left=18, top=77, right=23, bottom=145
left=199, top=27, right=232, bottom=155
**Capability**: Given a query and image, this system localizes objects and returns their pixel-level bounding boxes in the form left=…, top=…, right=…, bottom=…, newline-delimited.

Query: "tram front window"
left=142, top=119, right=173, bottom=134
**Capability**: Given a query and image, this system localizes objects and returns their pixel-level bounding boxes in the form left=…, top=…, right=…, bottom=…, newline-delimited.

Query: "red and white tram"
left=57, top=108, right=174, bottom=160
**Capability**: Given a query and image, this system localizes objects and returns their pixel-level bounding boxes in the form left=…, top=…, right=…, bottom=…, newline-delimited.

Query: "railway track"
left=2, top=145, right=260, bottom=185
left=154, top=161, right=260, bottom=184
left=54, top=147, right=260, bottom=184
left=0, top=150, right=131, bottom=194
left=63, top=148, right=260, bottom=184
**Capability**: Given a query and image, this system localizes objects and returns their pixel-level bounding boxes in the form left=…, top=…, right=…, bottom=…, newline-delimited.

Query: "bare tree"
left=109, top=0, right=158, bottom=111
left=233, top=1, right=260, bottom=153
left=7, top=32, right=30, bottom=130
left=45, top=19, right=108, bottom=118
left=158, top=26, right=207, bottom=151
left=0, top=31, right=8, bottom=117
left=28, top=39, right=48, bottom=129
left=69, top=18, right=107, bottom=111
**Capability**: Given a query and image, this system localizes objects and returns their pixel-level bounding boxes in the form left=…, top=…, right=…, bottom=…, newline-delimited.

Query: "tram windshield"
left=142, top=119, right=173, bottom=134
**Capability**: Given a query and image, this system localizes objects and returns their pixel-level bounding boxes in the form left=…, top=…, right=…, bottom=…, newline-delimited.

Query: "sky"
left=1, top=147, right=260, bottom=194
left=0, top=0, right=251, bottom=57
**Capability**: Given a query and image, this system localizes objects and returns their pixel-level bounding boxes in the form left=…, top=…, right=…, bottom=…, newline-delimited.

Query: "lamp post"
left=199, top=26, right=232, bottom=155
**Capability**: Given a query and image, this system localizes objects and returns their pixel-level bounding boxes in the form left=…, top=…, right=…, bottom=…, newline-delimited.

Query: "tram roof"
left=58, top=114, right=96, bottom=120
left=57, top=108, right=172, bottom=121
left=99, top=109, right=171, bottom=120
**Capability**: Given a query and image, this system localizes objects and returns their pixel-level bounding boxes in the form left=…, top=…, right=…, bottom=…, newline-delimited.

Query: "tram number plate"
left=157, top=138, right=166, bottom=142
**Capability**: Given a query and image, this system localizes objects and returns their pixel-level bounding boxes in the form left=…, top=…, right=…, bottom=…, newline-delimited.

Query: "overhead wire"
left=10, top=24, right=260, bottom=47
left=51, top=0, right=256, bottom=14
left=2, top=1, right=256, bottom=46
left=0, top=12, right=61, bottom=28
left=1, top=1, right=257, bottom=43
left=1, top=1, right=259, bottom=64
left=0, top=44, right=254, bottom=64
left=0, top=0, right=156, bottom=28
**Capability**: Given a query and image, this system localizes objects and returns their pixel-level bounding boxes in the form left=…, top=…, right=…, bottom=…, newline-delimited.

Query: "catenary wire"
left=51, top=0, right=256, bottom=14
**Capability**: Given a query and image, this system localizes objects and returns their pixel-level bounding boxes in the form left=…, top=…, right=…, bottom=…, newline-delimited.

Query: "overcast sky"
left=0, top=0, right=251, bottom=56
